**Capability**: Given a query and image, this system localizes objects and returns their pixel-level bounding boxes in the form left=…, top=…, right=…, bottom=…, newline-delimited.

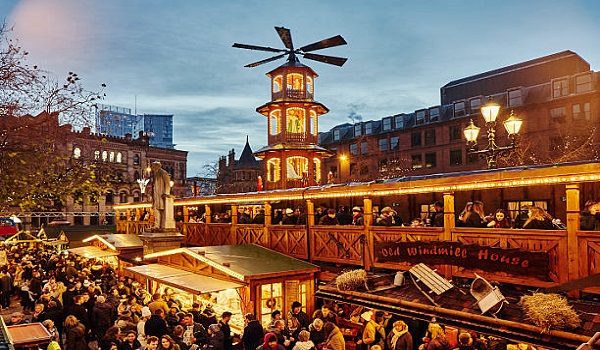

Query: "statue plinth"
left=141, top=195, right=182, bottom=255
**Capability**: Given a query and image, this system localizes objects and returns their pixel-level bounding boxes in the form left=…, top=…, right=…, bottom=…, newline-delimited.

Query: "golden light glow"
left=287, top=73, right=303, bottom=90
left=339, top=155, right=348, bottom=161
left=267, top=158, right=281, bottom=182
left=82, top=235, right=117, bottom=251
left=286, top=107, right=305, bottom=133
left=313, top=158, right=321, bottom=183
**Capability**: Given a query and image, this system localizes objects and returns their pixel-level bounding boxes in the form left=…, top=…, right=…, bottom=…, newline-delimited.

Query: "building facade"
left=320, top=50, right=600, bottom=182
left=3, top=111, right=187, bottom=228
left=96, top=105, right=175, bottom=149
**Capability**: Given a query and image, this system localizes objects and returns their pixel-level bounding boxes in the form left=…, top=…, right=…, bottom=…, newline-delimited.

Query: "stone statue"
left=150, top=161, right=171, bottom=229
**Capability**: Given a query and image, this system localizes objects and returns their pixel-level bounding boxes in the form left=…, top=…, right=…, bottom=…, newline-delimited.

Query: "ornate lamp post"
left=136, top=178, right=150, bottom=201
left=463, top=99, right=523, bottom=169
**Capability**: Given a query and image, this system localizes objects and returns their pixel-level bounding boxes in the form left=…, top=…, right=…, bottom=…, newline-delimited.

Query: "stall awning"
left=68, top=246, right=119, bottom=258
left=126, top=264, right=244, bottom=294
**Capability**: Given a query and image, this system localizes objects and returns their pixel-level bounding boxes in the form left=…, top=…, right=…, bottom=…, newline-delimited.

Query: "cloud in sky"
left=2, top=0, right=599, bottom=176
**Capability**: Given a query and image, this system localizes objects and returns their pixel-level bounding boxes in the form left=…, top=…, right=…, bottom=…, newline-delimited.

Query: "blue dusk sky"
left=1, top=0, right=599, bottom=176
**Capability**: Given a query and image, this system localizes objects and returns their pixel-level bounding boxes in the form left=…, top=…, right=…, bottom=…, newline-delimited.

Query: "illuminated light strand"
left=82, top=235, right=117, bottom=251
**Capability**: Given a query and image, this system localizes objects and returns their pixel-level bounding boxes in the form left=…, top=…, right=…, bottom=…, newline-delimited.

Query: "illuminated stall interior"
left=126, top=244, right=319, bottom=330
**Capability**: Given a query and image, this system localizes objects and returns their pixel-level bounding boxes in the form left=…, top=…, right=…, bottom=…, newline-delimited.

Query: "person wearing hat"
left=357, top=310, right=385, bottom=350
left=375, top=207, right=395, bottom=226
left=138, top=306, right=152, bottom=347
left=352, top=207, right=364, bottom=226
left=290, top=301, right=310, bottom=330
left=206, top=324, right=224, bottom=350
left=282, top=209, right=298, bottom=225
left=318, top=209, right=339, bottom=225
left=256, top=333, right=285, bottom=350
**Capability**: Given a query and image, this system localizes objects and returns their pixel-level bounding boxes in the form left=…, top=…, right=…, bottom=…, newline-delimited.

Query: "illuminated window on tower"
left=287, top=156, right=307, bottom=179
left=286, top=108, right=305, bottom=133
left=313, top=158, right=321, bottom=182
left=270, top=110, right=281, bottom=135
left=287, top=73, right=303, bottom=90
left=273, top=75, right=283, bottom=92
left=267, top=158, right=281, bottom=182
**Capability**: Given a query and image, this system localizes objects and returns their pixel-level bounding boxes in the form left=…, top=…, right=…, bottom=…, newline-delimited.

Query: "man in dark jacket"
left=241, top=313, right=263, bottom=350
left=219, top=312, right=233, bottom=350
left=91, top=295, right=115, bottom=341
left=145, top=309, right=169, bottom=338
left=290, top=301, right=310, bottom=331
left=66, top=295, right=90, bottom=333
left=181, top=313, right=208, bottom=348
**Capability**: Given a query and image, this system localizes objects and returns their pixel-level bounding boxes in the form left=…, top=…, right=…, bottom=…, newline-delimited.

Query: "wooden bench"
left=409, top=263, right=454, bottom=305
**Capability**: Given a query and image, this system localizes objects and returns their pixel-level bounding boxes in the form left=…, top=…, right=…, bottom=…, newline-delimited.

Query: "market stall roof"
left=145, top=244, right=320, bottom=282
left=83, top=234, right=142, bottom=249
left=126, top=263, right=244, bottom=294
left=68, top=245, right=119, bottom=259
left=316, top=273, right=600, bottom=350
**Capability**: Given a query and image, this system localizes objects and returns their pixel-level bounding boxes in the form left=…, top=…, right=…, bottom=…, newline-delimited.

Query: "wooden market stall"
left=126, top=244, right=320, bottom=331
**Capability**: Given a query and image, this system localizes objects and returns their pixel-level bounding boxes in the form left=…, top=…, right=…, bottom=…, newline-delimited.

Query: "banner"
left=374, top=240, right=549, bottom=278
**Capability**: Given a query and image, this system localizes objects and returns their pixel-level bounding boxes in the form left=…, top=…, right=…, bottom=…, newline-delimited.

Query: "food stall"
left=126, top=244, right=320, bottom=331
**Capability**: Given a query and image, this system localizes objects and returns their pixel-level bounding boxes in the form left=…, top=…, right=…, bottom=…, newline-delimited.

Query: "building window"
left=306, top=76, right=313, bottom=94
left=416, top=110, right=426, bottom=125
left=425, top=153, right=436, bottom=168
left=73, top=147, right=81, bottom=159
left=573, top=102, right=591, bottom=121
left=383, top=118, right=392, bottom=131
left=260, top=282, right=283, bottom=326
left=354, top=124, right=362, bottom=137
left=350, top=144, right=358, bottom=156
left=333, top=129, right=340, bottom=141
left=549, top=106, right=566, bottom=120
left=506, top=200, right=548, bottom=223
left=309, top=111, right=317, bottom=135
left=360, top=165, right=369, bottom=175
left=273, top=75, right=283, bottom=92
left=575, top=73, right=592, bottom=93
left=109, top=151, right=115, bottom=162
left=390, top=136, right=399, bottom=150
left=379, top=138, right=388, bottom=151
left=95, top=150, right=100, bottom=160
left=508, top=89, right=523, bottom=107
left=424, top=129, right=436, bottom=145
left=350, top=163, right=357, bottom=175
left=287, top=73, right=303, bottom=91
left=469, top=98, right=481, bottom=114
left=411, top=154, right=423, bottom=169
left=286, top=108, right=305, bottom=133
left=270, top=110, right=281, bottom=135
left=102, top=150, right=108, bottom=162
left=429, top=107, right=440, bottom=122
left=267, top=158, right=281, bottom=182
left=454, top=101, right=466, bottom=118
left=552, top=78, right=569, bottom=98
left=395, top=116, right=404, bottom=129
left=360, top=141, right=368, bottom=155
left=365, top=122, right=372, bottom=135
left=105, top=191, right=114, bottom=205
left=449, top=125, right=462, bottom=141
left=116, top=152, right=122, bottom=163
left=411, top=132, right=421, bottom=147
left=450, top=149, right=462, bottom=166
left=313, top=158, right=321, bottom=182
left=133, top=154, right=140, bottom=165
left=287, top=156, right=307, bottom=179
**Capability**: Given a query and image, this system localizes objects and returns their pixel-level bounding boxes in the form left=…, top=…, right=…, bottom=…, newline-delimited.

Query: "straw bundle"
left=336, top=269, right=367, bottom=291
left=519, top=293, right=581, bottom=333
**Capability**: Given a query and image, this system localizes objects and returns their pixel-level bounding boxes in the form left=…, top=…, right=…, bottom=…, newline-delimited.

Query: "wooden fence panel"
left=180, top=223, right=206, bottom=246
left=577, top=231, right=600, bottom=294
left=310, top=226, right=364, bottom=265
left=268, top=226, right=309, bottom=260
left=235, top=225, right=268, bottom=245
left=205, top=224, right=235, bottom=246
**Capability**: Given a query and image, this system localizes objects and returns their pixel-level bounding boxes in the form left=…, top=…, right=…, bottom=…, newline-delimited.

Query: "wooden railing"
left=113, top=222, right=600, bottom=291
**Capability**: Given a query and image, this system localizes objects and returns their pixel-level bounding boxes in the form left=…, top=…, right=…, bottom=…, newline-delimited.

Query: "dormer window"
left=365, top=122, right=372, bottom=134
left=469, top=98, right=481, bottom=114
left=354, top=124, right=362, bottom=137
left=383, top=117, right=392, bottom=131
left=575, top=73, right=592, bottom=93
left=454, top=101, right=466, bottom=118
left=333, top=129, right=340, bottom=141
left=416, top=110, right=426, bottom=125
left=552, top=78, right=569, bottom=98
left=429, top=107, right=440, bottom=122
left=395, top=116, right=404, bottom=129
left=306, top=76, right=313, bottom=94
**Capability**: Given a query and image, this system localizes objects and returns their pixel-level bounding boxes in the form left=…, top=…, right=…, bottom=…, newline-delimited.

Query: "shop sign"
left=374, top=241, right=549, bottom=277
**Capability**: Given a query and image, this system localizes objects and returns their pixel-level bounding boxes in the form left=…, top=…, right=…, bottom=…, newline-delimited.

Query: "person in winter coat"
left=64, top=315, right=89, bottom=350
left=99, top=326, right=122, bottom=350
left=453, top=332, right=475, bottom=350
left=256, top=333, right=285, bottom=350
left=120, top=330, right=142, bottom=350
left=241, top=313, right=264, bottom=350
left=145, top=309, right=169, bottom=338
left=292, top=330, right=315, bottom=350
left=318, top=209, right=339, bottom=225
left=357, top=311, right=385, bottom=350
left=205, top=324, right=225, bottom=350
left=419, top=323, right=451, bottom=350
left=322, top=322, right=345, bottom=350
left=387, top=320, right=413, bottom=350
left=219, top=312, right=233, bottom=350
left=580, top=200, right=600, bottom=231
left=92, top=295, right=115, bottom=342
left=308, top=319, right=325, bottom=348
left=522, top=207, right=554, bottom=230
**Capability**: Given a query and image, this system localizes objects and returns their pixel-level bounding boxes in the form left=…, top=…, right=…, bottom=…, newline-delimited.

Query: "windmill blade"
left=275, top=26, right=293, bottom=50
left=299, top=35, right=347, bottom=53
left=302, top=53, right=348, bottom=67
left=232, top=43, right=284, bottom=53
left=244, top=53, right=288, bottom=68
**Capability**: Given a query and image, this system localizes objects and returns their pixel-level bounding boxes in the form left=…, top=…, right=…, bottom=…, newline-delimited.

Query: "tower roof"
left=236, top=136, right=259, bottom=168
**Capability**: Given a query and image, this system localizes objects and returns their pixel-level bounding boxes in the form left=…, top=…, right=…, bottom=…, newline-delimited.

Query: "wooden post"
left=306, top=200, right=315, bottom=226
left=443, top=192, right=455, bottom=279
left=183, top=206, right=189, bottom=222
left=204, top=205, right=211, bottom=223
left=264, top=202, right=272, bottom=226
left=364, top=197, right=373, bottom=271
left=565, top=184, right=580, bottom=293
left=231, top=204, right=238, bottom=225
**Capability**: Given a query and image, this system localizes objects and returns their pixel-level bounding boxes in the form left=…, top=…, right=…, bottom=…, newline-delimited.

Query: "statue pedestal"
left=140, top=229, right=184, bottom=256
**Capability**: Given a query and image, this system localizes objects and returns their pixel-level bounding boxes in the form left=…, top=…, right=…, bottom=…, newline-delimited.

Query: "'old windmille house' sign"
left=374, top=241, right=549, bottom=278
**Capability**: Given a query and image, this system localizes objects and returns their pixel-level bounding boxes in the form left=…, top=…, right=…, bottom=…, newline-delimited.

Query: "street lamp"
left=463, top=99, right=523, bottom=169
left=136, top=178, right=149, bottom=201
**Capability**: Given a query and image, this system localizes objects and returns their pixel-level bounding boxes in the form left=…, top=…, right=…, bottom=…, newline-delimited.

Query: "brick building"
left=216, top=137, right=262, bottom=194
left=1, top=111, right=187, bottom=227
left=319, top=50, right=600, bottom=182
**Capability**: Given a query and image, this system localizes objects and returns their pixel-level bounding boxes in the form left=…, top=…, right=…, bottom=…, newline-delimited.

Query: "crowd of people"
left=0, top=244, right=234, bottom=350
